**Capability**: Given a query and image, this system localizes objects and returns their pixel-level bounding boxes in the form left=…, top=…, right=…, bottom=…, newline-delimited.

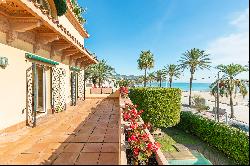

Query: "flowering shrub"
left=120, top=86, right=129, bottom=98
left=123, top=103, right=143, bottom=122
left=123, top=103, right=160, bottom=165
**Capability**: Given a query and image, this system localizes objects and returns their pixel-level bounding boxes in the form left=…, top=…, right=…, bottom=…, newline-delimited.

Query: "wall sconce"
left=0, top=57, right=8, bottom=69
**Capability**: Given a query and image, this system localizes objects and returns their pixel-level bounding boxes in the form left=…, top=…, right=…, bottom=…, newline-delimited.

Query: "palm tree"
left=137, top=50, right=155, bottom=87
left=87, top=60, right=115, bottom=87
left=148, top=72, right=156, bottom=87
left=164, top=64, right=181, bottom=88
left=179, top=48, right=211, bottom=106
left=155, top=70, right=166, bottom=87
left=135, top=75, right=144, bottom=87
left=212, top=64, right=248, bottom=118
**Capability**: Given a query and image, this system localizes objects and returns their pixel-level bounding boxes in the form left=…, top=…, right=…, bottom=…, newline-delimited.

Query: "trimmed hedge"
left=129, top=88, right=181, bottom=128
left=177, top=111, right=249, bottom=165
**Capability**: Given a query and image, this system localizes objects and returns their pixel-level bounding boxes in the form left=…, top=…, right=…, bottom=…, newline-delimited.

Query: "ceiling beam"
left=63, top=47, right=78, bottom=56
left=37, top=33, right=59, bottom=45
left=9, top=18, right=42, bottom=32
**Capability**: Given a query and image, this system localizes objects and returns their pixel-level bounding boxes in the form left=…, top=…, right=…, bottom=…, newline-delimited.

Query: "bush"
left=192, top=95, right=209, bottom=112
left=177, top=112, right=249, bottom=165
left=54, top=0, right=68, bottom=16
left=129, top=88, right=181, bottom=128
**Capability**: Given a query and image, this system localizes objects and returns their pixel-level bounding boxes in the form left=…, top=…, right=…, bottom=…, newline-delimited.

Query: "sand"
left=181, top=91, right=249, bottom=125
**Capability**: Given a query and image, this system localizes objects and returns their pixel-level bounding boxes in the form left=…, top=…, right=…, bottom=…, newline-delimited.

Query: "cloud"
left=230, top=8, right=249, bottom=31
left=207, top=8, right=249, bottom=66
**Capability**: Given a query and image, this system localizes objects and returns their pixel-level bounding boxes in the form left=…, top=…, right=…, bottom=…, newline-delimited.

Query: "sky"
left=78, top=0, right=249, bottom=83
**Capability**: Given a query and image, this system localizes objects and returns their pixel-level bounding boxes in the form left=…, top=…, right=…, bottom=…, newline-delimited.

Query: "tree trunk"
left=144, top=69, right=147, bottom=87
left=189, top=73, right=194, bottom=107
left=229, top=78, right=235, bottom=118
left=229, top=92, right=234, bottom=118
left=98, top=78, right=101, bottom=88
left=169, top=77, right=173, bottom=88
left=160, top=78, right=162, bottom=87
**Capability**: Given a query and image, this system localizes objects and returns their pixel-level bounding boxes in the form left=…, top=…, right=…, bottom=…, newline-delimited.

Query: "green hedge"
left=54, top=0, right=68, bottom=16
left=129, top=88, right=181, bottom=128
left=177, top=112, right=249, bottom=165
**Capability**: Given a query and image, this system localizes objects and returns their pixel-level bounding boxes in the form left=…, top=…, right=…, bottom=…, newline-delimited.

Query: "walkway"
left=0, top=98, right=120, bottom=165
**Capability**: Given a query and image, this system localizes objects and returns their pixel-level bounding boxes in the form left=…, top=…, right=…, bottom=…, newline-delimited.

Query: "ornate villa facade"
left=0, top=0, right=98, bottom=130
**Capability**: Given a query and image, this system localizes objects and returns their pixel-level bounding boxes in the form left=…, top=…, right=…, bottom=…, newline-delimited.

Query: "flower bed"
left=119, top=94, right=168, bottom=165
left=119, top=86, right=129, bottom=99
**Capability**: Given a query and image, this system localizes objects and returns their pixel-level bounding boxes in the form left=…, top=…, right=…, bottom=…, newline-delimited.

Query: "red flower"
left=123, top=113, right=130, bottom=120
left=133, top=148, right=140, bottom=156
left=147, top=142, right=153, bottom=150
left=130, top=135, right=137, bottom=141
left=138, top=110, right=144, bottom=115
left=130, top=123, right=138, bottom=130
left=154, top=142, right=161, bottom=149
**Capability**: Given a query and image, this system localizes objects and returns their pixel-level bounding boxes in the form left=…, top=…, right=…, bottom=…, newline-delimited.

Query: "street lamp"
left=216, top=71, right=220, bottom=122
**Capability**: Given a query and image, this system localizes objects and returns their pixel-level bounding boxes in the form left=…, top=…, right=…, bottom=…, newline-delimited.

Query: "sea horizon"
left=136, top=82, right=212, bottom=91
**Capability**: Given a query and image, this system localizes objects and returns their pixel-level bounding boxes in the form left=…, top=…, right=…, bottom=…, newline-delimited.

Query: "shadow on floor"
left=26, top=98, right=119, bottom=165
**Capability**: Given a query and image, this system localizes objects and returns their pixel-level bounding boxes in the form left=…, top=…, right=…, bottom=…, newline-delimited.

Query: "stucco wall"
left=0, top=43, right=83, bottom=130
left=0, top=43, right=32, bottom=130
left=58, top=15, right=84, bottom=46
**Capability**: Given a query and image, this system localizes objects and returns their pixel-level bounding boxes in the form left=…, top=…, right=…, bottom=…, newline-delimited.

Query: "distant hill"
left=114, top=74, right=140, bottom=80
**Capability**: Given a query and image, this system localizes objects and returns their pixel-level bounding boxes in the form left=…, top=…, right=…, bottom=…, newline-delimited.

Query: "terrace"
left=0, top=98, right=119, bottom=165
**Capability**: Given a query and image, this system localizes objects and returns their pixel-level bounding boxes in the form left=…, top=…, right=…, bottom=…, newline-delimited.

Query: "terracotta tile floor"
left=0, top=98, right=120, bottom=165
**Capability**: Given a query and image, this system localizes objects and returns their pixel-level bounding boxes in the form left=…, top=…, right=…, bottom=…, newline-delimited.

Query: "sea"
left=137, top=82, right=212, bottom=91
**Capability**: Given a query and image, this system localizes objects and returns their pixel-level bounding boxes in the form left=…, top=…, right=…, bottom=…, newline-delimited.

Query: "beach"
left=181, top=91, right=249, bottom=125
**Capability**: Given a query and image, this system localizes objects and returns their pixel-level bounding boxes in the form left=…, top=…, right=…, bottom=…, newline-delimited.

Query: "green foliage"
left=117, top=79, right=130, bottom=87
left=54, top=0, right=68, bottom=16
left=192, top=95, right=209, bottom=112
left=210, top=63, right=248, bottom=118
left=85, top=59, right=115, bottom=87
left=164, top=64, right=181, bottom=87
left=155, top=70, right=166, bottom=87
left=177, top=112, right=249, bottom=165
left=147, top=72, right=156, bottom=86
left=179, top=48, right=211, bottom=73
left=155, top=135, right=177, bottom=152
left=137, top=50, right=155, bottom=87
left=70, top=0, right=86, bottom=24
left=129, top=88, right=182, bottom=128
left=178, top=48, right=211, bottom=106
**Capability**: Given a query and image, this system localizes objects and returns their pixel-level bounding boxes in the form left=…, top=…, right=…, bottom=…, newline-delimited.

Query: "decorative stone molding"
left=0, top=0, right=7, bottom=4
left=51, top=42, right=72, bottom=51
left=8, top=18, right=42, bottom=32
left=69, top=56, right=73, bottom=65
left=70, top=52, right=82, bottom=59
left=6, top=29, right=18, bottom=45
left=0, top=17, right=9, bottom=33
left=33, top=42, right=41, bottom=53
left=37, top=33, right=59, bottom=45
left=61, top=55, right=66, bottom=62
left=50, top=47, right=56, bottom=59
left=63, top=47, right=78, bottom=56
left=18, top=31, right=35, bottom=44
